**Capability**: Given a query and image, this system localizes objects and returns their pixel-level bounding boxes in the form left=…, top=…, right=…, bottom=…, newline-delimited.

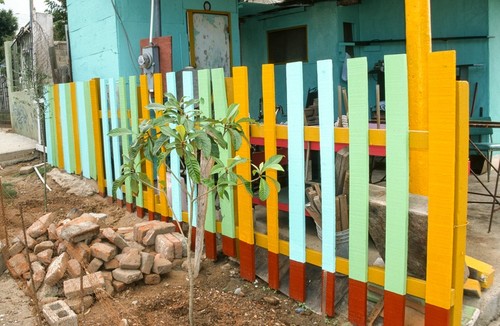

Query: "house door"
left=187, top=11, right=232, bottom=77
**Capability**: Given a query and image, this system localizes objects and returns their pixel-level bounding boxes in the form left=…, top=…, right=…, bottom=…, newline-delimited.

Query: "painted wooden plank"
left=286, top=61, right=306, bottom=302
left=119, top=77, right=133, bottom=208
left=90, top=79, right=106, bottom=194
left=59, top=84, right=72, bottom=172
left=196, top=70, right=216, bottom=231
left=262, top=64, right=280, bottom=289
left=139, top=75, right=155, bottom=218
left=100, top=79, right=114, bottom=198
left=184, top=70, right=199, bottom=226
left=451, top=81, right=469, bottom=326
left=69, top=83, right=81, bottom=175
left=65, top=83, right=76, bottom=173
left=154, top=73, right=168, bottom=218
left=85, top=82, right=97, bottom=180
left=384, top=54, right=410, bottom=294
left=406, top=0, right=431, bottom=196
left=347, top=57, right=369, bottom=282
left=233, top=66, right=255, bottom=281
left=383, top=54, right=409, bottom=326
left=287, top=62, right=306, bottom=263
left=44, top=86, right=55, bottom=166
left=317, top=60, right=336, bottom=274
left=165, top=72, right=183, bottom=222
left=53, top=84, right=63, bottom=169
left=425, top=51, right=456, bottom=321
left=129, top=76, right=143, bottom=210
left=76, top=82, right=90, bottom=178
left=109, top=79, right=123, bottom=200
left=347, top=57, right=369, bottom=325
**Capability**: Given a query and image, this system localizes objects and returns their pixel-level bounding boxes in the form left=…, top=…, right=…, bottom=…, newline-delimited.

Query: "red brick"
left=155, top=234, right=174, bottom=261
left=87, top=258, right=103, bottom=273
left=140, top=252, right=154, bottom=274
left=112, top=280, right=127, bottom=293
left=165, top=233, right=182, bottom=259
left=31, top=261, right=46, bottom=291
left=44, top=252, right=69, bottom=286
left=63, top=272, right=105, bottom=299
left=7, top=253, right=29, bottom=278
left=104, top=258, right=120, bottom=270
left=119, top=248, right=141, bottom=270
left=27, top=213, right=54, bottom=238
left=67, top=259, right=82, bottom=278
left=90, top=242, right=117, bottom=262
left=101, top=228, right=128, bottom=250
left=47, top=223, right=58, bottom=241
left=8, top=241, right=24, bottom=256
left=60, top=222, right=100, bottom=243
left=134, top=221, right=175, bottom=244
left=34, top=241, right=54, bottom=255
left=37, top=249, right=54, bottom=265
left=144, top=273, right=161, bottom=285
left=152, top=254, right=172, bottom=275
left=112, top=268, right=143, bottom=284
left=64, top=241, right=90, bottom=264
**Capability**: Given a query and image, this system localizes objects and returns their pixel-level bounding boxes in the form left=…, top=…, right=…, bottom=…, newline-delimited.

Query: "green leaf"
left=108, top=128, right=132, bottom=137
left=266, top=175, right=282, bottom=193
left=176, top=125, right=186, bottom=139
left=194, top=132, right=212, bottom=158
left=185, top=152, right=201, bottom=184
left=262, top=154, right=284, bottom=171
left=112, top=174, right=128, bottom=197
left=229, top=129, right=242, bottom=151
left=152, top=134, right=169, bottom=154
left=147, top=103, right=167, bottom=111
left=258, top=178, right=270, bottom=201
left=237, top=175, right=253, bottom=195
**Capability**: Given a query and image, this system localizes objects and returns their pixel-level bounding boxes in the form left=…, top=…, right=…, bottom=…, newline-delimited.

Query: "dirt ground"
left=0, top=158, right=342, bottom=326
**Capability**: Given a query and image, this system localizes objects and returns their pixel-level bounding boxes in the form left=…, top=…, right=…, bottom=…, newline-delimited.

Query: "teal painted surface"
left=67, top=0, right=119, bottom=81
left=197, top=69, right=217, bottom=232
left=59, top=84, right=71, bottom=172
left=76, top=82, right=90, bottom=178
left=286, top=62, right=305, bottom=263
left=44, top=88, right=54, bottom=166
left=212, top=68, right=235, bottom=238
left=182, top=71, right=198, bottom=222
left=69, top=0, right=240, bottom=80
left=100, top=79, right=114, bottom=198
left=489, top=0, right=500, bottom=142
left=384, top=54, right=409, bottom=295
left=129, top=76, right=143, bottom=208
left=166, top=71, right=183, bottom=222
left=109, top=79, right=123, bottom=200
left=317, top=60, right=336, bottom=273
left=239, top=0, right=491, bottom=120
left=347, top=57, right=369, bottom=283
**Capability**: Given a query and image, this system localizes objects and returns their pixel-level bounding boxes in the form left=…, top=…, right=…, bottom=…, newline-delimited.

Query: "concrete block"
left=152, top=254, right=172, bottom=275
left=27, top=213, right=54, bottom=239
left=101, top=228, right=128, bottom=250
left=19, top=165, right=34, bottom=175
left=90, top=242, right=117, bottom=262
left=63, top=271, right=105, bottom=299
left=112, top=268, right=143, bottom=284
left=7, top=253, right=29, bottom=278
left=34, top=240, right=54, bottom=254
left=87, top=258, right=103, bottom=273
left=120, top=248, right=141, bottom=270
left=144, top=273, right=161, bottom=285
left=45, top=252, right=69, bottom=286
left=42, top=300, right=78, bottom=326
left=140, top=252, right=154, bottom=274
left=60, top=222, right=100, bottom=243
left=35, top=248, right=53, bottom=266
left=155, top=234, right=174, bottom=261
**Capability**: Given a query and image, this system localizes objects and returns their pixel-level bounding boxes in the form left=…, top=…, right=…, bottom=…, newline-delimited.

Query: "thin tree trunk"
left=187, top=191, right=195, bottom=326
left=193, top=156, right=214, bottom=278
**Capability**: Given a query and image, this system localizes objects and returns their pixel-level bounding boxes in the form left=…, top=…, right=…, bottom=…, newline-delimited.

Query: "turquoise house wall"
left=240, top=0, right=490, bottom=120
left=240, top=2, right=340, bottom=121
left=489, top=0, right=500, bottom=141
left=67, top=0, right=119, bottom=81
left=68, top=0, right=240, bottom=81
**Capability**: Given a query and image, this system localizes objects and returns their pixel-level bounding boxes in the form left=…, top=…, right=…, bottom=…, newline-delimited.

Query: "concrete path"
left=0, top=271, right=37, bottom=325
left=0, top=129, right=37, bottom=166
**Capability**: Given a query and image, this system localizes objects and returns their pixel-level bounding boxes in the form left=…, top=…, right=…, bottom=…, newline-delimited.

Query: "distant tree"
left=45, top=0, right=67, bottom=41
left=0, top=9, right=18, bottom=62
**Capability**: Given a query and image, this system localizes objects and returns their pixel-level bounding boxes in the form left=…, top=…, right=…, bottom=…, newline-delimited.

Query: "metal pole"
left=154, top=0, right=162, bottom=38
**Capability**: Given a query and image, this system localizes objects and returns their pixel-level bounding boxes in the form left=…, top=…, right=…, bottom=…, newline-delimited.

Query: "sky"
left=0, top=0, right=48, bottom=31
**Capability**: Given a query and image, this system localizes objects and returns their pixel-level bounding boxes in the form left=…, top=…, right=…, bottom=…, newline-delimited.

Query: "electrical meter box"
left=138, top=45, right=160, bottom=91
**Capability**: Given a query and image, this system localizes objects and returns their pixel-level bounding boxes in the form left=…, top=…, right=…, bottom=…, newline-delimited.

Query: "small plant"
left=1, top=182, right=17, bottom=199
left=110, top=93, right=283, bottom=326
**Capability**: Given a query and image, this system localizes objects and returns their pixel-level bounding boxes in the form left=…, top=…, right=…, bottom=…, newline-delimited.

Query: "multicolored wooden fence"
left=44, top=51, right=468, bottom=325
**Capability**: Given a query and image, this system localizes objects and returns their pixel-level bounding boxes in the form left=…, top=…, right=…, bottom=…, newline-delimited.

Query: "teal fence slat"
left=384, top=54, right=410, bottom=295
left=347, top=57, right=370, bottom=282
left=109, top=79, right=123, bottom=200
left=119, top=77, right=132, bottom=205
left=166, top=72, right=183, bottom=221
left=76, top=82, right=91, bottom=178
left=286, top=62, right=306, bottom=264
left=212, top=68, right=235, bottom=238
left=129, top=76, right=143, bottom=208
left=44, top=87, right=54, bottom=166
left=317, top=60, right=336, bottom=273
left=59, top=84, right=72, bottom=172
left=100, top=79, right=114, bottom=198
left=84, top=82, right=97, bottom=179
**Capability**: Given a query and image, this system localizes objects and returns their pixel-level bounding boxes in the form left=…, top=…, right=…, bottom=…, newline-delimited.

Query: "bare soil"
left=0, top=159, right=342, bottom=326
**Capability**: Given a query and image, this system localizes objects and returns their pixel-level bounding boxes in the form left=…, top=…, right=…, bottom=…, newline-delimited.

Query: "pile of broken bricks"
left=1, top=211, right=188, bottom=315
